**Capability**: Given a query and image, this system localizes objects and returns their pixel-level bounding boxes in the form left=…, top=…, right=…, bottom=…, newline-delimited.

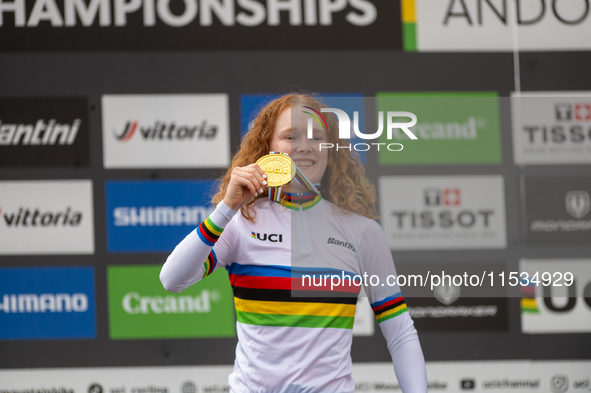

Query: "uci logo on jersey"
left=251, top=232, right=283, bottom=242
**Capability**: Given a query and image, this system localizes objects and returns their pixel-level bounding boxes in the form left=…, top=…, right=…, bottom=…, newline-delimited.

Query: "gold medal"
left=256, top=153, right=295, bottom=187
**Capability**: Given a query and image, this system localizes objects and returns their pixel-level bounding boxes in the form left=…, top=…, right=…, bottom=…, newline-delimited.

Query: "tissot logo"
left=424, top=188, right=461, bottom=207
left=556, top=103, right=591, bottom=121
left=251, top=232, right=283, bottom=242
left=512, top=92, right=591, bottom=164
left=114, top=120, right=218, bottom=142
left=391, top=186, right=494, bottom=230
left=380, top=176, right=506, bottom=250
left=1, top=207, right=82, bottom=227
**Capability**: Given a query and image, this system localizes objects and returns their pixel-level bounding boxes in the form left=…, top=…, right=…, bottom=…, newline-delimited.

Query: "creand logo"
left=304, top=107, right=418, bottom=151
left=114, top=120, right=217, bottom=143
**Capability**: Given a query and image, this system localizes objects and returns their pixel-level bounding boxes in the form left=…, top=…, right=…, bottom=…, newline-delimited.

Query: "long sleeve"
left=359, top=220, right=428, bottom=393
left=160, top=201, right=238, bottom=293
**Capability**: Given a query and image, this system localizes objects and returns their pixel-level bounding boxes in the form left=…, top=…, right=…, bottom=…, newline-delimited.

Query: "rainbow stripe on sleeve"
left=197, top=216, right=223, bottom=246
left=227, top=262, right=361, bottom=329
left=371, top=293, right=408, bottom=323
left=202, top=250, right=218, bottom=278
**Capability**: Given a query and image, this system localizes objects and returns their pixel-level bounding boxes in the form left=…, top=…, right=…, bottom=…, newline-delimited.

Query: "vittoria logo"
left=0, top=180, right=94, bottom=255
left=1, top=206, right=83, bottom=227
left=0, top=119, right=81, bottom=145
left=114, top=120, right=218, bottom=142
left=251, top=232, right=283, bottom=242
left=102, top=95, right=230, bottom=169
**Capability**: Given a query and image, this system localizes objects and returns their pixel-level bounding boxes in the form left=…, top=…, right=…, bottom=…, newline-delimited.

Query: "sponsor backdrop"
left=1, top=0, right=590, bottom=386
left=105, top=180, right=217, bottom=253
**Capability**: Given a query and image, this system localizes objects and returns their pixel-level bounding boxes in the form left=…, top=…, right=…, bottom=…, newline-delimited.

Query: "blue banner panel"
left=106, top=180, right=217, bottom=253
left=0, top=266, right=96, bottom=340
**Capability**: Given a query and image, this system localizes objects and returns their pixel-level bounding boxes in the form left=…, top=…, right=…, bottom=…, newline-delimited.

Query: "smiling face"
left=269, top=107, right=329, bottom=192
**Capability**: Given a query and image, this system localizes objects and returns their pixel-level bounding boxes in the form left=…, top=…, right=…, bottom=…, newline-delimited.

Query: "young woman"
left=160, top=94, right=428, bottom=393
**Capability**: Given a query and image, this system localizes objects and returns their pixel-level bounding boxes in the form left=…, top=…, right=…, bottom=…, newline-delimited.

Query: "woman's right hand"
left=223, top=163, right=268, bottom=211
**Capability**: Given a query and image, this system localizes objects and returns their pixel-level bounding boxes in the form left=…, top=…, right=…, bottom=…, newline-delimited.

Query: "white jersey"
left=160, top=192, right=427, bottom=393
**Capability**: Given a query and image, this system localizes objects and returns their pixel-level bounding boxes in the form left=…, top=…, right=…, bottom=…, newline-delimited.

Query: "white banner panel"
left=0, top=180, right=94, bottom=255
left=512, top=92, right=591, bottom=165
left=102, top=95, right=230, bottom=169
left=414, top=0, right=591, bottom=52
left=1, top=361, right=590, bottom=392
left=379, top=175, right=507, bottom=250
left=520, top=259, right=591, bottom=334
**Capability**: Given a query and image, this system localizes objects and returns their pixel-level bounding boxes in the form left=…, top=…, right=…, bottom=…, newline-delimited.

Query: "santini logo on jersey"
left=114, top=120, right=218, bottom=142
left=1, top=207, right=83, bottom=227
left=0, top=119, right=81, bottom=145
left=251, top=232, right=283, bottom=242
left=327, top=237, right=356, bottom=252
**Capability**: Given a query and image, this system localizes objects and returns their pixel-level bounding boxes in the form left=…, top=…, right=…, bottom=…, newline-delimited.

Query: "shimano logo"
left=0, top=119, right=81, bottom=145
left=327, top=237, right=356, bottom=252
left=113, top=206, right=212, bottom=227
left=1, top=207, right=82, bottom=227
left=0, top=293, right=88, bottom=313
left=251, top=232, right=283, bottom=242
left=114, top=121, right=217, bottom=142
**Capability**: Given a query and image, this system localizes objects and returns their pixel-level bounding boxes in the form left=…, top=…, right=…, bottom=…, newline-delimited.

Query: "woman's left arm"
left=360, top=220, right=428, bottom=393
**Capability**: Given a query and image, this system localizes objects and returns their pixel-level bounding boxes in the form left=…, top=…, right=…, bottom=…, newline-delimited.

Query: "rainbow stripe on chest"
left=227, top=263, right=360, bottom=329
